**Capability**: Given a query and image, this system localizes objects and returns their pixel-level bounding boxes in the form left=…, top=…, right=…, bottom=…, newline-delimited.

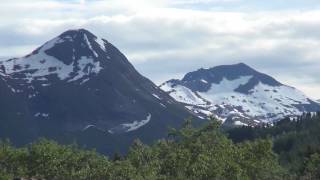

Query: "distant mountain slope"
left=0, top=29, right=201, bottom=154
left=160, top=63, right=320, bottom=126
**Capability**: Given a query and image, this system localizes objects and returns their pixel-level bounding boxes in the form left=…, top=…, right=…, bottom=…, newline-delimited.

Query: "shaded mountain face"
left=160, top=63, right=320, bottom=127
left=181, top=63, right=282, bottom=94
left=0, top=29, right=201, bottom=155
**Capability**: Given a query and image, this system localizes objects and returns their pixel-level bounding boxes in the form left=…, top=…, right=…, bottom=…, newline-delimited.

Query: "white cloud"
left=171, top=0, right=241, bottom=5
left=1, top=0, right=320, bottom=99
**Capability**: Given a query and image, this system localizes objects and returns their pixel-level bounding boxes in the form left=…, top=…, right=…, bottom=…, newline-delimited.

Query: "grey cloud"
left=0, top=2, right=320, bottom=98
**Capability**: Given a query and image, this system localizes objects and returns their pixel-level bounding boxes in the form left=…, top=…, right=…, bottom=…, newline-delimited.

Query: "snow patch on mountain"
left=84, top=34, right=98, bottom=57
left=96, top=38, right=107, bottom=51
left=121, top=114, right=152, bottom=132
left=234, top=121, right=248, bottom=126
left=67, top=56, right=102, bottom=82
left=198, top=79, right=309, bottom=121
left=160, top=64, right=320, bottom=125
left=160, top=82, right=206, bottom=105
left=0, top=34, right=103, bottom=84
left=201, top=79, right=208, bottom=83
left=201, top=76, right=253, bottom=94
left=83, top=125, right=96, bottom=131
left=34, top=113, right=49, bottom=118
left=152, top=93, right=161, bottom=100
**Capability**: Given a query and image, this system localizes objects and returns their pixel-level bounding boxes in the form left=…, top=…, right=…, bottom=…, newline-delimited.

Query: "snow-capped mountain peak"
left=180, top=63, right=282, bottom=94
left=39, top=29, right=108, bottom=63
left=0, top=29, right=112, bottom=85
left=160, top=63, right=320, bottom=126
left=0, top=29, right=200, bottom=154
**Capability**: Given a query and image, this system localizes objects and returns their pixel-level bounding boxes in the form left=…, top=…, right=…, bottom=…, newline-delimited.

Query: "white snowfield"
left=160, top=82, right=207, bottom=105
left=121, top=113, right=152, bottom=132
left=0, top=34, right=106, bottom=84
left=152, top=93, right=162, bottom=100
left=82, top=115, right=152, bottom=134
left=160, top=75, right=313, bottom=123
left=34, top=112, right=49, bottom=118
left=234, top=121, right=248, bottom=126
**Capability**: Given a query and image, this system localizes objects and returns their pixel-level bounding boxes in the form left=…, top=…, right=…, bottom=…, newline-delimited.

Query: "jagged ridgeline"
left=0, top=29, right=202, bottom=155
left=160, top=63, right=320, bottom=127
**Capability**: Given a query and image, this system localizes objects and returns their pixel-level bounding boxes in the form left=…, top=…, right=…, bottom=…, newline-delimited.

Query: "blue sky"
left=1, top=0, right=320, bottom=99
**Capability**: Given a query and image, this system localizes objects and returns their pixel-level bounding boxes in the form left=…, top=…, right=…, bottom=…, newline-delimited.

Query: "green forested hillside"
left=227, top=112, right=320, bottom=179
left=1, top=114, right=320, bottom=179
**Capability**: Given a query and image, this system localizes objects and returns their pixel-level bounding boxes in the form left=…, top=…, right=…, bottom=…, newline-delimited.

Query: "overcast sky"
left=1, top=0, right=320, bottom=99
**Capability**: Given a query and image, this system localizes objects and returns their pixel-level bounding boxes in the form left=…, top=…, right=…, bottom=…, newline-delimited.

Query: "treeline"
left=1, top=119, right=286, bottom=180
left=227, top=112, right=320, bottom=179
left=1, top=114, right=319, bottom=179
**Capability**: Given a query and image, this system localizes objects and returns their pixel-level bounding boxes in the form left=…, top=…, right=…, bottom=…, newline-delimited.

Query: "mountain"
left=0, top=29, right=201, bottom=154
left=160, top=63, right=320, bottom=127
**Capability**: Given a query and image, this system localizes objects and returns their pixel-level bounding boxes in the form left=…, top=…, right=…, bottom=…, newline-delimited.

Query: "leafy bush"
left=0, top=117, right=290, bottom=179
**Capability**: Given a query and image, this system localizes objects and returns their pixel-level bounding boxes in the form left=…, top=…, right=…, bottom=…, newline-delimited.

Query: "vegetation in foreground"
left=227, top=112, right=320, bottom=179
left=0, top=114, right=320, bottom=179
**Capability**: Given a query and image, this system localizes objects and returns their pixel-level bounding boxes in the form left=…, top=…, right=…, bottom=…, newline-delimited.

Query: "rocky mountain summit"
left=160, top=63, right=320, bottom=127
left=0, top=29, right=200, bottom=154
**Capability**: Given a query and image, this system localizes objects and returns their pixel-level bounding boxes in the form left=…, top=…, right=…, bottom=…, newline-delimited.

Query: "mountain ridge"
left=0, top=29, right=202, bottom=155
left=179, top=63, right=283, bottom=94
left=160, top=63, right=320, bottom=126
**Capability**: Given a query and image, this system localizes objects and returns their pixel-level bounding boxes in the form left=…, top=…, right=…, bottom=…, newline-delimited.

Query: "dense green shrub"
left=228, top=112, right=320, bottom=178
left=1, top=116, right=309, bottom=179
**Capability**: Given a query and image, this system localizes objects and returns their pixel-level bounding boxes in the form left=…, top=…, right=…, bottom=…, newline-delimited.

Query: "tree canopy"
left=1, top=114, right=320, bottom=179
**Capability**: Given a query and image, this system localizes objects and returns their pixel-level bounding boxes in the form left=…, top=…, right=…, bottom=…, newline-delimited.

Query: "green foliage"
left=0, top=140, right=28, bottom=178
left=237, top=139, right=285, bottom=180
left=0, top=139, right=112, bottom=179
left=0, top=117, right=289, bottom=179
left=227, top=112, right=320, bottom=179
left=26, top=139, right=112, bottom=179
left=303, top=153, right=320, bottom=179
